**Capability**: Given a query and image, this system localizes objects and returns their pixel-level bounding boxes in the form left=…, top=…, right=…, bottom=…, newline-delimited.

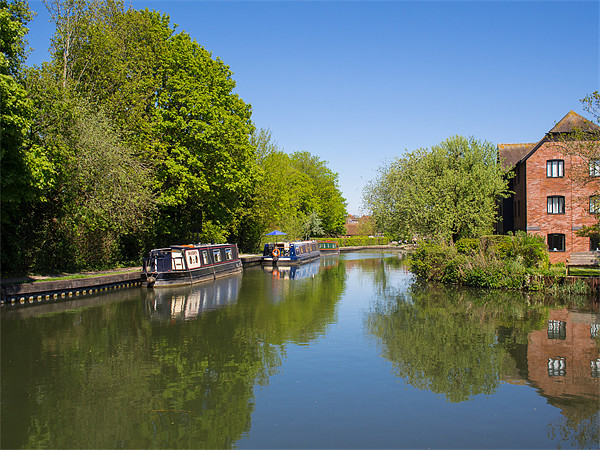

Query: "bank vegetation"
left=1, top=0, right=348, bottom=275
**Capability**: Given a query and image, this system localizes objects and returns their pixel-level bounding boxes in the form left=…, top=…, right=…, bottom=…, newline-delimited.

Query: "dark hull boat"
left=142, top=243, right=242, bottom=288
left=261, top=240, right=320, bottom=265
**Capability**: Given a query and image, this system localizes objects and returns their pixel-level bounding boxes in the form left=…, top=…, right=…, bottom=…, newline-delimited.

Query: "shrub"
left=455, top=238, right=479, bottom=255
left=409, top=242, right=458, bottom=281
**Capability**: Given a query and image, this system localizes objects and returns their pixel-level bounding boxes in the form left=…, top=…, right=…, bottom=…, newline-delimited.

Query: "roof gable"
left=500, top=111, right=599, bottom=169
left=548, top=110, right=600, bottom=134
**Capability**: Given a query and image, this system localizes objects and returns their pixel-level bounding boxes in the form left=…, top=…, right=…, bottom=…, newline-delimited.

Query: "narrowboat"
left=142, top=243, right=242, bottom=287
left=318, top=240, right=340, bottom=254
left=262, top=240, right=320, bottom=265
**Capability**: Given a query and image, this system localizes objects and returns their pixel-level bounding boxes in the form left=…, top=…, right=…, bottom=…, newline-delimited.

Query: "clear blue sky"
left=25, top=0, right=599, bottom=214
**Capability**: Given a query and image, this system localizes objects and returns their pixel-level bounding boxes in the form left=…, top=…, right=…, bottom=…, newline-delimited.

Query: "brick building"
left=498, top=111, right=600, bottom=264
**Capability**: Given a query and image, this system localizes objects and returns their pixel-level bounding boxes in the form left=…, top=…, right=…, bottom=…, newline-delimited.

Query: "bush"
left=319, top=236, right=390, bottom=247
left=409, top=242, right=458, bottom=281
left=455, top=238, right=479, bottom=255
left=407, top=233, right=576, bottom=294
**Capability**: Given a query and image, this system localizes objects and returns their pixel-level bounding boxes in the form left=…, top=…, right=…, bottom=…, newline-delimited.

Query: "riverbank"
left=408, top=237, right=599, bottom=298
left=1, top=245, right=408, bottom=304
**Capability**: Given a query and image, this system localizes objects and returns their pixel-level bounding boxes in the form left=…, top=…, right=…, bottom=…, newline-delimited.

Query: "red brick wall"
left=524, top=140, right=599, bottom=264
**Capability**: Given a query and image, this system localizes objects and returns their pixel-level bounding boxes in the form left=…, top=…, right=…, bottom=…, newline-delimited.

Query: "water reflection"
left=261, top=255, right=339, bottom=281
left=365, top=279, right=600, bottom=447
left=145, top=274, right=242, bottom=322
left=1, top=258, right=348, bottom=449
left=3, top=252, right=598, bottom=449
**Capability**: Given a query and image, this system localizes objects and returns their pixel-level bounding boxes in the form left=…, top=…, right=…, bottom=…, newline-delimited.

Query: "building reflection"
left=526, top=309, right=599, bottom=401
left=145, top=274, right=242, bottom=321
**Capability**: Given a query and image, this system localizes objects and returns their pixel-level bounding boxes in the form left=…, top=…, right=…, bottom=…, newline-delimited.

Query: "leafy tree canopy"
left=363, top=135, right=510, bottom=242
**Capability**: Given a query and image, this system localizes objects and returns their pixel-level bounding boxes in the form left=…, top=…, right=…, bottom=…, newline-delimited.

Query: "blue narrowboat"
left=262, top=240, right=320, bottom=265
left=142, top=243, right=242, bottom=287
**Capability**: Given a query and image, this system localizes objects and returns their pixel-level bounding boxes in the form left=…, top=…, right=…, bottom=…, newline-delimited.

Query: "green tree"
left=363, top=136, right=510, bottom=242
left=289, top=151, right=347, bottom=236
left=149, top=30, right=257, bottom=243
left=0, top=0, right=35, bottom=205
left=0, top=0, right=50, bottom=272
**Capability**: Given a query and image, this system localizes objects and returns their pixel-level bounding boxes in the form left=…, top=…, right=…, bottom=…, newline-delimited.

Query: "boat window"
left=202, top=250, right=209, bottom=265
left=213, top=249, right=222, bottom=262
left=186, top=249, right=201, bottom=269
left=225, top=248, right=233, bottom=260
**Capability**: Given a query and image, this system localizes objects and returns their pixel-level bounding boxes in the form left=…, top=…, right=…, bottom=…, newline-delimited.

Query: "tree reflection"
left=1, top=259, right=348, bottom=449
left=366, top=283, right=549, bottom=403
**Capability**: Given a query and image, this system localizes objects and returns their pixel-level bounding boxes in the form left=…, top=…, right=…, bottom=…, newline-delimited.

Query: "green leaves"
left=364, top=135, right=510, bottom=242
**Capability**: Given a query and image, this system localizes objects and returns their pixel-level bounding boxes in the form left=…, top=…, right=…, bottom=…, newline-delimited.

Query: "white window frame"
left=590, top=159, right=600, bottom=177
left=590, top=196, right=600, bottom=214
left=546, top=160, right=564, bottom=178
left=547, top=196, right=565, bottom=214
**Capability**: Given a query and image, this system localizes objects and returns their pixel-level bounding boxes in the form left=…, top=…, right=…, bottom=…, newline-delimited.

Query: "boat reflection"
left=145, top=274, right=242, bottom=321
left=262, top=256, right=339, bottom=280
left=263, top=259, right=320, bottom=280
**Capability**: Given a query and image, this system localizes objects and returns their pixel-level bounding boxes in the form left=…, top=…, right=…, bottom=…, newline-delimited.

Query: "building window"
left=590, top=159, right=600, bottom=177
left=591, top=237, right=600, bottom=251
left=546, top=160, right=564, bottom=178
left=547, top=196, right=565, bottom=214
left=548, top=233, right=565, bottom=252
left=592, top=359, right=600, bottom=378
left=548, top=320, right=566, bottom=340
left=590, top=196, right=600, bottom=214
left=548, top=357, right=566, bottom=377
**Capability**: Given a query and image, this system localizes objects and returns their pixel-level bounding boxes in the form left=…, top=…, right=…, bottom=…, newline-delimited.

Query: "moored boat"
left=318, top=240, right=340, bottom=254
left=142, top=243, right=242, bottom=288
left=262, top=240, right=320, bottom=265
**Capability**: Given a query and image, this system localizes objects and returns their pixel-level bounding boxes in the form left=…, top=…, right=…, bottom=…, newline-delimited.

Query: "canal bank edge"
left=1, top=245, right=408, bottom=305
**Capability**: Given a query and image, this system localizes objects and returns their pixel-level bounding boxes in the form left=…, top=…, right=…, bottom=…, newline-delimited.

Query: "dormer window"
left=546, top=160, right=564, bottom=178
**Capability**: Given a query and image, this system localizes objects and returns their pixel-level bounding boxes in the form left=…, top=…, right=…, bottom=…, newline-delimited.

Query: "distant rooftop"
left=498, top=143, right=537, bottom=170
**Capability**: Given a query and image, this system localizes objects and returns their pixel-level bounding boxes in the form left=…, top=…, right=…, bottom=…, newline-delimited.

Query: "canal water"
left=2, top=251, right=599, bottom=449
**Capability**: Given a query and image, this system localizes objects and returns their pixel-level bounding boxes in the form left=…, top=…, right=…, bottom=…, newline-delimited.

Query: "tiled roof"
left=498, top=143, right=537, bottom=170
left=548, top=110, right=600, bottom=134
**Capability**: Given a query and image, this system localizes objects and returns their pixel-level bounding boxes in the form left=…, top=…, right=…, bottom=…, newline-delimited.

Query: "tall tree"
left=150, top=30, right=257, bottom=243
left=289, top=151, right=347, bottom=236
left=363, top=136, right=510, bottom=242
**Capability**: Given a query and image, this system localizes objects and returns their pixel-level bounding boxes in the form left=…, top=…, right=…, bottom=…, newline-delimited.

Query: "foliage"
left=302, top=210, right=324, bottom=240
left=363, top=136, right=511, bottom=242
left=239, top=129, right=347, bottom=250
left=406, top=233, right=595, bottom=293
left=316, top=236, right=390, bottom=247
